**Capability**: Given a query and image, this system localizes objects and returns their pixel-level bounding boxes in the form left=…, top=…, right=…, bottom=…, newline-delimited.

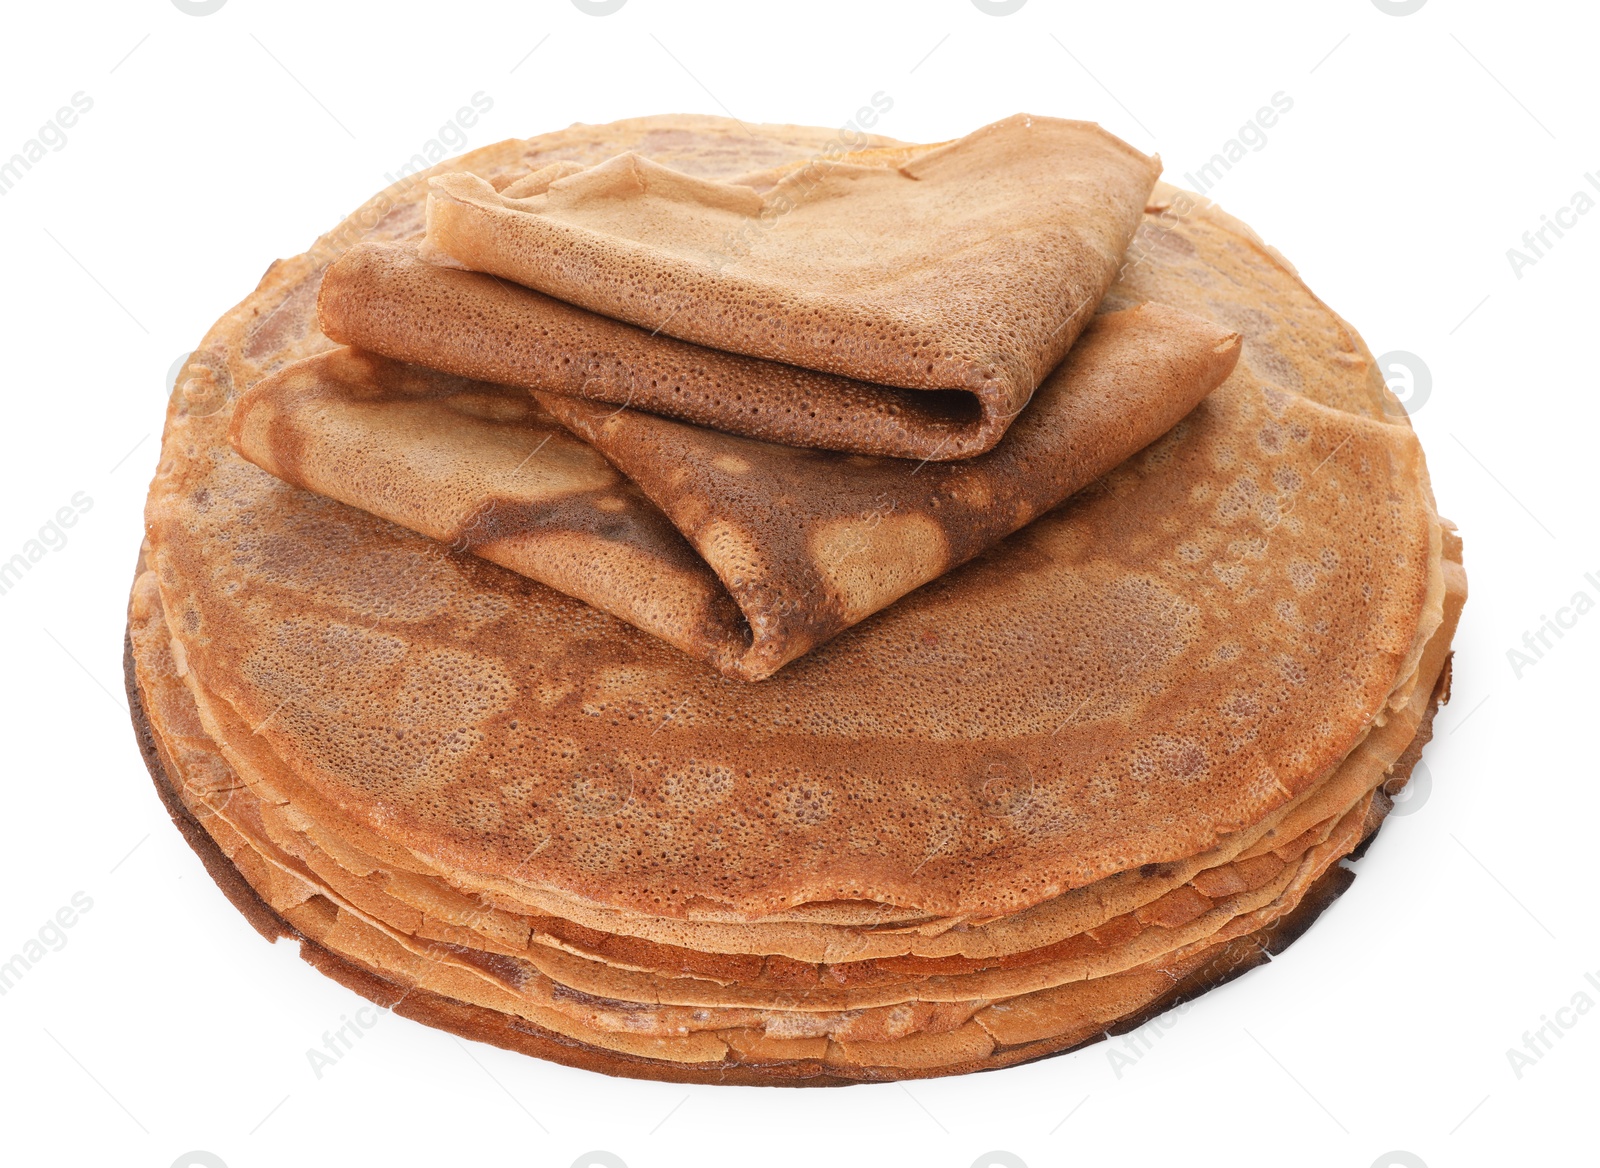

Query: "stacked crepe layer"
left=129, top=564, right=1459, bottom=1077
left=130, top=115, right=1464, bottom=1083
left=234, top=116, right=1239, bottom=683
left=230, top=298, right=1242, bottom=682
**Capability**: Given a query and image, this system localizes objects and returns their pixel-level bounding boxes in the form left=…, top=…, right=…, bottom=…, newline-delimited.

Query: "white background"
left=0, top=2, right=1594, bottom=1166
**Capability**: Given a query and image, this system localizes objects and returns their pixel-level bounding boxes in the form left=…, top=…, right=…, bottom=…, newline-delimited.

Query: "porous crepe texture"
left=130, top=554, right=1459, bottom=1005
left=315, top=239, right=1019, bottom=461
left=163, top=365, right=1440, bottom=922
left=232, top=303, right=1241, bottom=680
left=128, top=573, right=1456, bottom=1079
left=127, top=552, right=1455, bottom=1074
left=419, top=114, right=1160, bottom=458
left=147, top=117, right=1444, bottom=919
left=135, top=115, right=1462, bottom=1082
left=227, top=351, right=750, bottom=669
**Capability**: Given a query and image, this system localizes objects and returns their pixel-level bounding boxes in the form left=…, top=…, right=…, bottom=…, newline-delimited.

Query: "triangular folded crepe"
left=420, top=114, right=1160, bottom=457
left=230, top=304, right=1239, bottom=680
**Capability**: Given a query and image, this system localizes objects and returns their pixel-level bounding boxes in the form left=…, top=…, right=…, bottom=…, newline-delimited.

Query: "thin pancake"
left=226, top=351, right=747, bottom=668
left=151, top=352, right=1436, bottom=921
left=132, top=543, right=1458, bottom=1028
left=232, top=304, right=1240, bottom=680
left=422, top=115, right=1160, bottom=457
left=316, top=240, right=1023, bottom=461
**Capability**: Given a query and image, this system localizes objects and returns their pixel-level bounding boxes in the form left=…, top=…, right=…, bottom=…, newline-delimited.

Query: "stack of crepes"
left=129, top=114, right=1465, bottom=1085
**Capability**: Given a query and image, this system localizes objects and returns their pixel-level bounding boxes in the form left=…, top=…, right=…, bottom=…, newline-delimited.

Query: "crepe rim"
left=125, top=615, right=1449, bottom=1083
left=126, top=551, right=1460, bottom=1032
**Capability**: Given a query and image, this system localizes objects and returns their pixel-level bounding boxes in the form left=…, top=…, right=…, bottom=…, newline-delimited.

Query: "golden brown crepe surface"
left=318, top=241, right=1029, bottom=461
left=169, top=362, right=1435, bottom=921
left=226, top=349, right=749, bottom=668
left=148, top=119, right=1441, bottom=924
left=127, top=564, right=1456, bottom=1078
left=232, top=303, right=1241, bottom=680
left=423, top=115, right=1160, bottom=454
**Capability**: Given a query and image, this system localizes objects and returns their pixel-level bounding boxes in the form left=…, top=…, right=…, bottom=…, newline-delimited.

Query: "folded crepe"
left=319, top=240, right=1056, bottom=462
left=231, top=303, right=1240, bottom=681
left=417, top=114, right=1161, bottom=459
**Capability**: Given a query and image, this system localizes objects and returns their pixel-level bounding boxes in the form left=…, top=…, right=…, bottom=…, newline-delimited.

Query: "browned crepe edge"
left=140, top=520, right=1458, bottom=977
left=124, top=616, right=1448, bottom=1085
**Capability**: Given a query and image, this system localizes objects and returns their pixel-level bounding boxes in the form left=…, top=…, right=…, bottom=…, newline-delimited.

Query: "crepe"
left=129, top=114, right=1463, bottom=1084
left=230, top=303, right=1240, bottom=680
left=188, top=369, right=1439, bottom=921
left=420, top=114, right=1160, bottom=458
left=316, top=239, right=1054, bottom=461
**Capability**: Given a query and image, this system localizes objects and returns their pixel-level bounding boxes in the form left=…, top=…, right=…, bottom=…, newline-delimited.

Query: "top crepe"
left=420, top=114, right=1160, bottom=458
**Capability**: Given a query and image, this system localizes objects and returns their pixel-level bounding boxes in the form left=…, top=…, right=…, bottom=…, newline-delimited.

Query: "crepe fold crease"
left=317, top=240, right=1016, bottom=463
left=232, top=303, right=1240, bottom=680
left=415, top=114, right=1161, bottom=459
